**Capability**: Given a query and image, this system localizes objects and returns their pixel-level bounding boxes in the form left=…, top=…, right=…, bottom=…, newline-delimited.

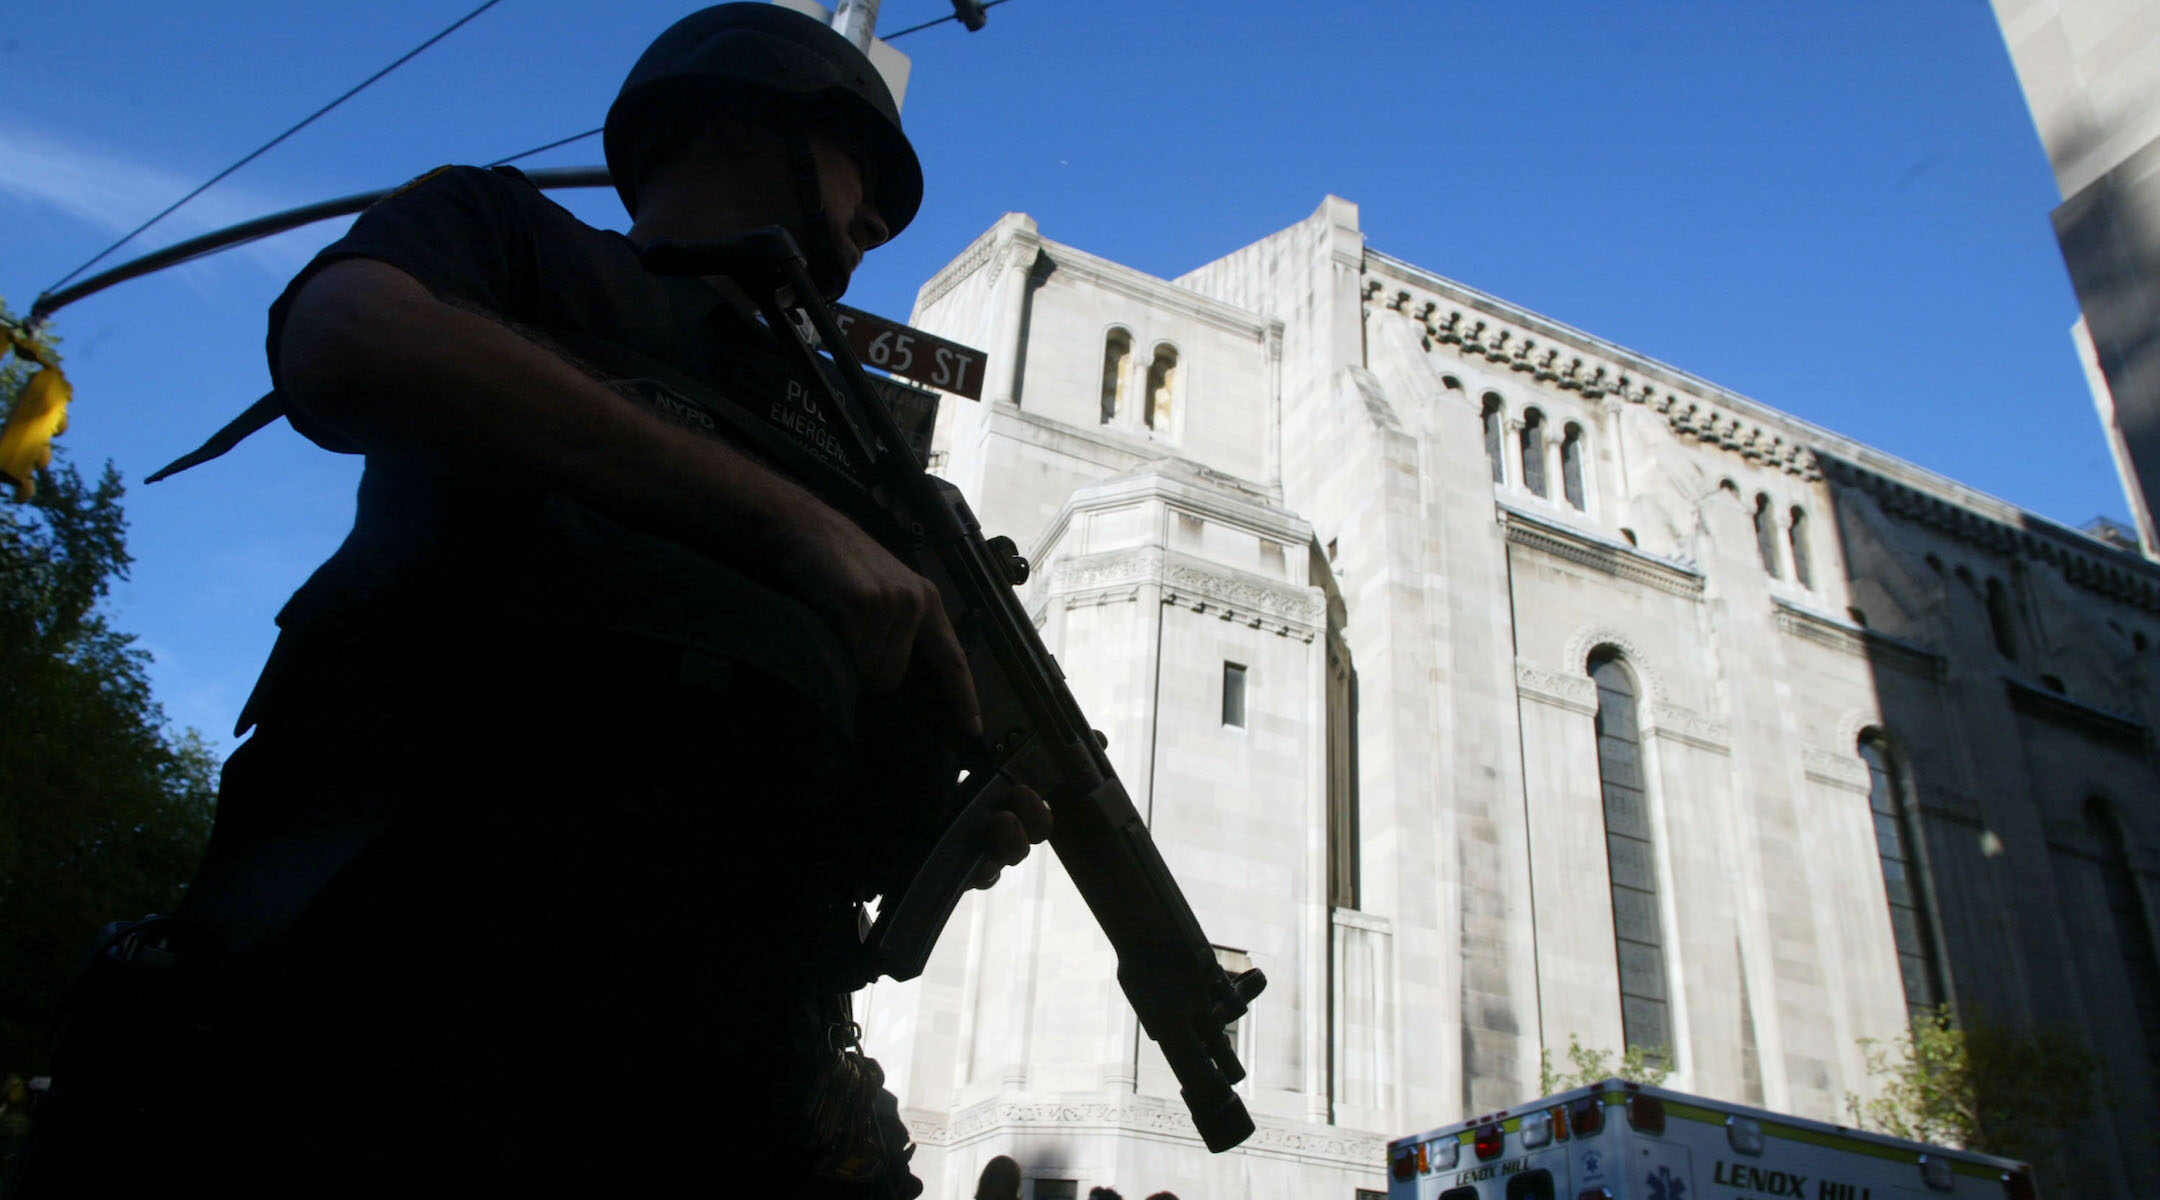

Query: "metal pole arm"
left=29, top=167, right=612, bottom=324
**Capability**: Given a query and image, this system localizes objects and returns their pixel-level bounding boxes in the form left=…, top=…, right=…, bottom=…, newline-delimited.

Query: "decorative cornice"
left=1772, top=602, right=1947, bottom=682
left=1361, top=276, right=1820, bottom=480
left=1027, top=456, right=1304, bottom=568
left=1162, top=557, right=1324, bottom=641
left=1051, top=547, right=1162, bottom=596
left=1646, top=702, right=1732, bottom=754
left=1365, top=251, right=2160, bottom=617
left=917, top=224, right=1013, bottom=312
left=1062, top=587, right=1142, bottom=612
left=1048, top=548, right=1325, bottom=640
left=1515, top=660, right=1598, bottom=715
left=904, top=1096, right=1387, bottom=1169
left=2002, top=677, right=2152, bottom=750
left=1802, top=746, right=1872, bottom=793
left=1359, top=249, right=2160, bottom=623
left=1501, top=507, right=1705, bottom=599
left=1820, top=456, right=2160, bottom=616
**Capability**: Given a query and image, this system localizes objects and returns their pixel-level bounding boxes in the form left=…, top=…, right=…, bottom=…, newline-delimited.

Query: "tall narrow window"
left=1754, top=494, right=1781, bottom=578
left=1520, top=409, right=1548, bottom=498
left=1145, top=345, right=1178, bottom=431
left=1561, top=423, right=1586, bottom=511
left=1788, top=506, right=1813, bottom=588
left=1986, top=578, right=2019, bottom=662
left=1320, top=548, right=1361, bottom=910
left=1482, top=395, right=1506, bottom=484
left=1591, top=651, right=1670, bottom=1059
left=2088, top=799, right=2160, bottom=1091
left=1859, top=733, right=1946, bottom=1019
left=1221, top=661, right=1247, bottom=727
left=1100, top=329, right=1131, bottom=424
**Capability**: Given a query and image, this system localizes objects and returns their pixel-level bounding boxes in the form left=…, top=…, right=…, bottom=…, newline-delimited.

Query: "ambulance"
left=1386, top=1079, right=2038, bottom=1200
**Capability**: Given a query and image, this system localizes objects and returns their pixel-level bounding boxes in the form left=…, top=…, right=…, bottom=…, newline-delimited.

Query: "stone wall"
left=868, top=195, right=2160, bottom=1199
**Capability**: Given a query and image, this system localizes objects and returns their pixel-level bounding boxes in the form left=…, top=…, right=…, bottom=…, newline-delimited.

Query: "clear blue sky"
left=0, top=1, right=2108, bottom=757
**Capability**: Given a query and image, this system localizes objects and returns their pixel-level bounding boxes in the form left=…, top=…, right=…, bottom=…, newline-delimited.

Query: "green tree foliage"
left=0, top=312, right=218, bottom=1150
left=1538, top=1034, right=1673, bottom=1094
left=1846, top=1004, right=2100, bottom=1185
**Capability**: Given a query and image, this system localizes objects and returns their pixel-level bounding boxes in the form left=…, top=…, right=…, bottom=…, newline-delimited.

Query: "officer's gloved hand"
left=967, top=782, right=1051, bottom=890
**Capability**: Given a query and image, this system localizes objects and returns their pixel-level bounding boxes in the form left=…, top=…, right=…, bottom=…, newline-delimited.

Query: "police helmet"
left=605, top=3, right=923, bottom=236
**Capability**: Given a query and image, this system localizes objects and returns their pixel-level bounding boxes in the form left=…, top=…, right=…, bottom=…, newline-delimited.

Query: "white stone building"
left=1990, top=0, right=2160, bottom=554
left=857, top=198, right=2160, bottom=1199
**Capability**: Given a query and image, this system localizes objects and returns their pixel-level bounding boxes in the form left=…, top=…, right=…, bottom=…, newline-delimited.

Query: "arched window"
left=1561, top=423, right=1587, bottom=511
left=1482, top=395, right=1506, bottom=485
left=1788, top=506, right=1813, bottom=588
left=2088, top=799, right=2160, bottom=1090
left=1590, top=650, right=1670, bottom=1060
left=1144, top=345, right=1178, bottom=431
left=1754, top=494, right=1781, bottom=578
left=1859, top=733, right=1946, bottom=1019
left=1985, top=578, right=2018, bottom=662
left=1100, top=329, right=1132, bottom=425
left=1520, top=409, right=1548, bottom=498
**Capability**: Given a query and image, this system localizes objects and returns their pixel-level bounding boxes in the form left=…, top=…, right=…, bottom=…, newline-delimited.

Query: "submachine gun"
left=641, top=231, right=1267, bottom=1154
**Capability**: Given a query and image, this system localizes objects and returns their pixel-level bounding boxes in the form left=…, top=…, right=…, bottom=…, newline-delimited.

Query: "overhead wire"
left=38, top=0, right=1023, bottom=310
left=40, top=0, right=508, bottom=300
left=490, top=127, right=604, bottom=167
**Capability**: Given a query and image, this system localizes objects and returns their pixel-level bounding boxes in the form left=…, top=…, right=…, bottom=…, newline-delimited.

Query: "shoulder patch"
left=379, top=164, right=456, bottom=203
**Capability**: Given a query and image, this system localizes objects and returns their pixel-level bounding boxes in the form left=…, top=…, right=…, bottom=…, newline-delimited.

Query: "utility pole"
left=829, top=0, right=880, bottom=50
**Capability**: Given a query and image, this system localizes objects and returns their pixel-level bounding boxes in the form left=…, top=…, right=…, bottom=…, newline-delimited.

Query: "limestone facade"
left=858, top=199, right=2160, bottom=1198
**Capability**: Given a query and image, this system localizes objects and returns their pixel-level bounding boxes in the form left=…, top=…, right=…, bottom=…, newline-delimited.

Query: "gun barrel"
left=1050, top=776, right=1266, bottom=1152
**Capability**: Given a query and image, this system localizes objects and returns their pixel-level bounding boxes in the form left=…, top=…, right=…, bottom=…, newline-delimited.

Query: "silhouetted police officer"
left=7, top=7, right=1046, bottom=1196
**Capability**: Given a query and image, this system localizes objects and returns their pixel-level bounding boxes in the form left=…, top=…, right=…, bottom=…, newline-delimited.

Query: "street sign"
left=868, top=374, right=940, bottom=467
left=833, top=304, right=987, bottom=400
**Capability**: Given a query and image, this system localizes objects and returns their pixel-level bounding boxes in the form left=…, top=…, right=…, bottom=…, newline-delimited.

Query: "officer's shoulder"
left=369, top=164, right=533, bottom=209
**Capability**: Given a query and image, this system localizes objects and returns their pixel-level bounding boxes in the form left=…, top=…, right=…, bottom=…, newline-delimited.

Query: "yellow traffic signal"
left=0, top=325, right=70, bottom=501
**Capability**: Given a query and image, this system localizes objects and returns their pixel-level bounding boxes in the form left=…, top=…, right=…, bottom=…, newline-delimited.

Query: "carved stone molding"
left=1047, top=548, right=1324, bottom=640
left=1161, top=558, right=1325, bottom=641
left=1646, top=703, right=1731, bottom=754
left=1559, top=626, right=1671, bottom=708
left=1820, top=456, right=2160, bottom=616
left=1834, top=709, right=1878, bottom=755
left=918, top=226, right=1011, bottom=312
left=2003, top=676, right=2153, bottom=750
left=905, top=1096, right=1387, bottom=1168
left=1361, top=274, right=1821, bottom=480
left=1502, top=509, right=1704, bottom=599
left=1061, top=587, right=1141, bottom=612
left=1364, top=252, right=2160, bottom=624
left=1802, top=745, right=1872, bottom=793
left=1516, top=660, right=1598, bottom=715
left=1772, top=603, right=1947, bottom=682
left=1051, top=548, right=1162, bottom=597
